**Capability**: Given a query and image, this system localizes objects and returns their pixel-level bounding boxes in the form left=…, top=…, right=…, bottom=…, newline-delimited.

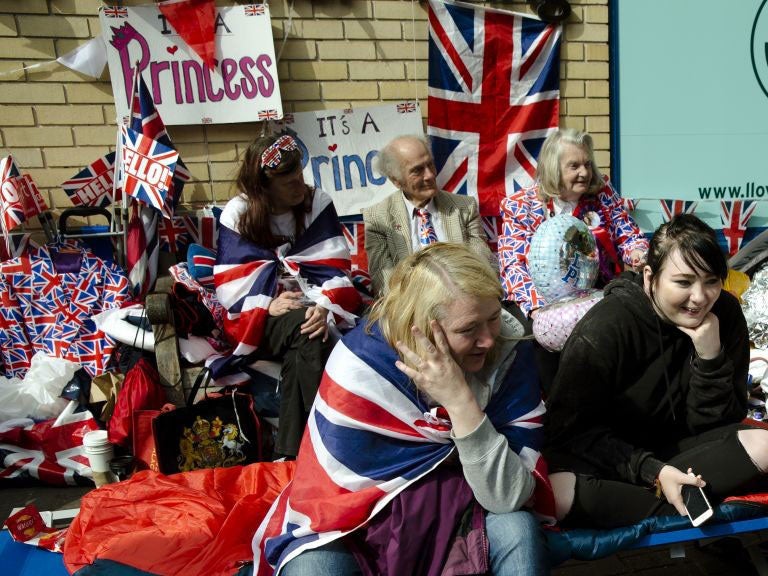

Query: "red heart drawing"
left=167, top=45, right=178, bottom=55
left=328, top=144, right=338, bottom=152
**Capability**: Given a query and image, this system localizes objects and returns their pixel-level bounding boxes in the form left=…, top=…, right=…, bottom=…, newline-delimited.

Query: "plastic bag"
left=107, top=358, right=167, bottom=447
left=0, top=352, right=80, bottom=422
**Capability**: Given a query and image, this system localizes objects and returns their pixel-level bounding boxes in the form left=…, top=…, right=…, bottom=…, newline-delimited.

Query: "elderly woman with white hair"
left=497, top=128, right=648, bottom=320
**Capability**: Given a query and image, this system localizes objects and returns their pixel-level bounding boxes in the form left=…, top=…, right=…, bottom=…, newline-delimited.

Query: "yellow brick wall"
left=0, top=0, right=610, bottom=224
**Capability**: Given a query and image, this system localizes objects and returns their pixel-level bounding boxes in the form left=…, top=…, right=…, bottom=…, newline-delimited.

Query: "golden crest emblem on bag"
left=177, top=415, right=247, bottom=472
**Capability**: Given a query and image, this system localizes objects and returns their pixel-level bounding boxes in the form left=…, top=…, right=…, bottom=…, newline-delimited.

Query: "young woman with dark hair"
left=544, top=214, right=767, bottom=528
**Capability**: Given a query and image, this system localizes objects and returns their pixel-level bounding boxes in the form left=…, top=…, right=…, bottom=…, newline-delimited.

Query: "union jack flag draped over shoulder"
left=427, top=0, right=561, bottom=217
left=252, top=326, right=555, bottom=574
left=209, top=190, right=361, bottom=383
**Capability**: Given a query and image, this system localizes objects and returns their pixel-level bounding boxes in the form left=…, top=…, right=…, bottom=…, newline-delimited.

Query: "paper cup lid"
left=82, top=429, right=109, bottom=447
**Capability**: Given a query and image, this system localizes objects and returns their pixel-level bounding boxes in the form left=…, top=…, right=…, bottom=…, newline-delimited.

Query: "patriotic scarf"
left=252, top=318, right=555, bottom=574
left=210, top=190, right=361, bottom=381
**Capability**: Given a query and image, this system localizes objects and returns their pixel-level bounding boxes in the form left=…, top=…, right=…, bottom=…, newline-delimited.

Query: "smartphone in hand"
left=682, top=475, right=713, bottom=527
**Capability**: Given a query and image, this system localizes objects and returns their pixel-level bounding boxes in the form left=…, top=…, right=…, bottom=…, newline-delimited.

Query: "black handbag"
left=151, top=368, right=264, bottom=474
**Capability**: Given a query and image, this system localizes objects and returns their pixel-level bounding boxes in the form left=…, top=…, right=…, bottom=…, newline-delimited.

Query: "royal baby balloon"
left=529, top=214, right=599, bottom=301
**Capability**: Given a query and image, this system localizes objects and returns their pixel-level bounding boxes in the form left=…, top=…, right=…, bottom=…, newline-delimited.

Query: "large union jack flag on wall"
left=427, top=0, right=561, bottom=217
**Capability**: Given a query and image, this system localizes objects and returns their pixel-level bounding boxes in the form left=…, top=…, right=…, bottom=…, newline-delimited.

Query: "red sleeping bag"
left=64, top=462, right=295, bottom=575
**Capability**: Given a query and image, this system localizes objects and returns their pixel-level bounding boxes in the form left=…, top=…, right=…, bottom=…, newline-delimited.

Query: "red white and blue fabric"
left=659, top=199, right=698, bottom=222
left=129, top=73, right=190, bottom=213
left=481, top=215, right=504, bottom=255
left=0, top=233, right=36, bottom=262
left=120, top=125, right=177, bottom=214
left=416, top=208, right=439, bottom=247
left=720, top=200, right=757, bottom=257
left=0, top=155, right=27, bottom=235
left=498, top=176, right=648, bottom=315
left=427, top=0, right=561, bottom=216
left=158, top=216, right=189, bottom=253
left=0, top=402, right=100, bottom=485
left=61, top=151, right=117, bottom=208
left=253, top=325, right=553, bottom=574
left=0, top=241, right=129, bottom=378
left=182, top=207, right=220, bottom=250
left=341, top=218, right=368, bottom=272
left=209, top=190, right=361, bottom=382
left=125, top=73, right=189, bottom=298
left=126, top=201, right=158, bottom=300
left=169, top=261, right=225, bottom=329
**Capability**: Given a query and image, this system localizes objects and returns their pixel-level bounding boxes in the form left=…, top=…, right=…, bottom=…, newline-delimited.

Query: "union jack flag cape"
left=209, top=190, right=361, bottom=382
left=427, top=0, right=561, bottom=216
left=253, top=322, right=554, bottom=574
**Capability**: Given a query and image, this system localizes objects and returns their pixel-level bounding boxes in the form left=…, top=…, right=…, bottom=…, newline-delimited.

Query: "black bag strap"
left=186, top=367, right=212, bottom=407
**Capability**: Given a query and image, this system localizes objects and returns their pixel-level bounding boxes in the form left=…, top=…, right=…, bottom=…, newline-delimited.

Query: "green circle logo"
left=751, top=0, right=768, bottom=98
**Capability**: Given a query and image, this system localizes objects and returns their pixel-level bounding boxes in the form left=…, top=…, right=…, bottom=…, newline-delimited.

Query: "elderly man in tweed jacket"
left=363, top=135, right=493, bottom=296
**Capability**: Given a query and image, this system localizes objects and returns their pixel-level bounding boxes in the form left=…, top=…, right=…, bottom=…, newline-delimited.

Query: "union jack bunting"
left=120, top=125, right=178, bottom=214
left=158, top=216, right=190, bottom=253
left=103, top=6, right=128, bottom=18
left=61, top=151, right=117, bottom=208
left=397, top=101, right=417, bottom=114
left=253, top=328, right=554, bottom=574
left=0, top=401, right=99, bottom=485
left=208, top=191, right=361, bottom=381
left=427, top=0, right=561, bottom=216
left=244, top=4, right=265, bottom=16
left=720, top=200, right=757, bottom=257
left=659, top=199, right=698, bottom=222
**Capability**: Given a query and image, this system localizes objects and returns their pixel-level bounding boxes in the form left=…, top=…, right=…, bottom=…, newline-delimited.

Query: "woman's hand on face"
left=301, top=305, right=329, bottom=341
left=268, top=291, right=305, bottom=317
left=394, top=320, right=473, bottom=412
left=658, top=465, right=706, bottom=516
left=676, top=312, right=721, bottom=360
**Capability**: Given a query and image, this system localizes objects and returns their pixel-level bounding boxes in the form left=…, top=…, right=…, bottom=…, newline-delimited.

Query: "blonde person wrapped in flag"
left=254, top=243, right=554, bottom=576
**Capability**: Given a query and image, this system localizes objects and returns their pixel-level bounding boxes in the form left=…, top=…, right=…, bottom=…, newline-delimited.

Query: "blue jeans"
left=280, top=510, right=549, bottom=576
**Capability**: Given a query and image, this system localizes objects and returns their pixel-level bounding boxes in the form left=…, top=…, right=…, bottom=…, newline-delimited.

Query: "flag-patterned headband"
left=260, top=135, right=298, bottom=169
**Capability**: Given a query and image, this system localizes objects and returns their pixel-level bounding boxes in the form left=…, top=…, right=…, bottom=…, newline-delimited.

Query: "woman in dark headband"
left=212, top=133, right=362, bottom=460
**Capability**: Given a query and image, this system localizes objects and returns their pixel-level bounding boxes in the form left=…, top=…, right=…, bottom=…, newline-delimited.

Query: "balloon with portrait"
left=528, top=213, right=599, bottom=301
